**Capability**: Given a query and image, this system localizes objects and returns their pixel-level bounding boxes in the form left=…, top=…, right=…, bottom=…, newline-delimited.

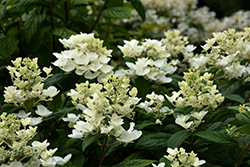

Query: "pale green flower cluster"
left=66, top=75, right=142, bottom=143
left=0, top=113, right=71, bottom=167
left=165, top=147, right=206, bottom=167
left=189, top=27, right=250, bottom=82
left=139, top=92, right=174, bottom=125
left=4, top=57, right=59, bottom=106
left=238, top=104, right=250, bottom=119
left=166, top=70, right=224, bottom=131
left=116, top=30, right=196, bottom=83
left=166, top=70, right=224, bottom=109
left=53, top=33, right=114, bottom=82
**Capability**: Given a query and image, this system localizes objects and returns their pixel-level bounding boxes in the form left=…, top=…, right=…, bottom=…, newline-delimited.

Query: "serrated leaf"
left=234, top=125, right=250, bottom=135
left=236, top=113, right=250, bottom=125
left=1, top=104, right=23, bottom=114
left=53, top=28, right=77, bottom=39
left=71, top=0, right=89, bottom=4
left=73, top=155, right=85, bottom=167
left=24, top=14, right=46, bottom=43
left=130, top=0, right=146, bottom=21
left=194, top=131, right=238, bottom=147
left=134, top=76, right=150, bottom=100
left=18, top=0, right=44, bottom=9
left=102, top=7, right=132, bottom=19
left=228, top=106, right=239, bottom=111
left=219, top=79, right=242, bottom=96
left=66, top=139, right=79, bottom=148
left=44, top=73, right=69, bottom=89
left=135, top=133, right=171, bottom=150
left=224, top=94, right=245, bottom=104
left=112, top=159, right=156, bottom=167
left=0, top=36, right=18, bottom=57
left=135, top=120, right=156, bottom=130
left=43, top=107, right=75, bottom=122
left=47, top=92, right=62, bottom=111
left=167, top=130, right=192, bottom=148
left=82, top=134, right=102, bottom=152
left=159, top=157, right=171, bottom=167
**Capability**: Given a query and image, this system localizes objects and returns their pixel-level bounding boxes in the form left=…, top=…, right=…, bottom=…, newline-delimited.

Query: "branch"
left=236, top=141, right=250, bottom=167
left=88, top=0, right=108, bottom=33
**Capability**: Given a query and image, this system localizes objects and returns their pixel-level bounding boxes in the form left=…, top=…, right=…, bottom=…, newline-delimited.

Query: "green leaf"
left=47, top=92, right=62, bottom=111
left=224, top=94, right=245, bottom=104
left=66, top=139, right=79, bottom=148
left=219, top=79, right=242, bottom=96
left=134, top=76, right=150, bottom=101
left=43, top=107, right=75, bottom=122
left=135, top=120, right=156, bottom=130
left=112, top=159, right=156, bottom=167
left=167, top=130, right=192, bottom=148
left=73, top=155, right=85, bottom=167
left=18, top=0, right=44, bottom=9
left=124, top=56, right=136, bottom=63
left=82, top=134, right=102, bottom=152
left=44, top=73, right=70, bottom=89
left=135, top=132, right=171, bottom=150
left=71, top=0, right=89, bottom=4
left=102, top=7, right=132, bottom=19
left=159, top=157, right=171, bottom=167
left=194, top=131, right=238, bottom=147
left=228, top=106, right=239, bottom=111
left=1, top=104, right=23, bottom=114
left=24, top=14, right=46, bottom=43
left=236, top=113, right=250, bottom=125
left=130, top=0, right=146, bottom=21
left=53, top=28, right=77, bottom=39
left=0, top=36, right=18, bottom=57
left=234, top=125, right=250, bottom=135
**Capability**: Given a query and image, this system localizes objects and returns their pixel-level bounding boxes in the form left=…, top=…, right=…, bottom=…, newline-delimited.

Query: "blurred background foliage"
left=199, top=0, right=250, bottom=17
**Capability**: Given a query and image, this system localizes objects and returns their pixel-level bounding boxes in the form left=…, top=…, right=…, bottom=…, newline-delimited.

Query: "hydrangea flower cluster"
left=65, top=75, right=142, bottom=143
left=4, top=57, right=59, bottom=106
left=0, top=113, right=71, bottom=167
left=189, top=27, right=250, bottom=81
left=139, top=92, right=174, bottom=125
left=116, top=30, right=196, bottom=83
left=53, top=33, right=114, bottom=82
left=165, top=147, right=206, bottom=167
left=166, top=70, right=224, bottom=131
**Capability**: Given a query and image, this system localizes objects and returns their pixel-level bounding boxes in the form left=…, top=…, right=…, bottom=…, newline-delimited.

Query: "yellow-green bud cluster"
left=4, top=57, right=59, bottom=106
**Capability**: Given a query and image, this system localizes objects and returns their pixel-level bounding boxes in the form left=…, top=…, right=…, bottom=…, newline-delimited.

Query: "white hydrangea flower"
left=53, top=33, right=114, bottom=82
left=116, top=122, right=142, bottom=143
left=35, top=105, right=52, bottom=117
left=152, top=162, right=165, bottom=167
left=175, top=114, right=193, bottom=130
